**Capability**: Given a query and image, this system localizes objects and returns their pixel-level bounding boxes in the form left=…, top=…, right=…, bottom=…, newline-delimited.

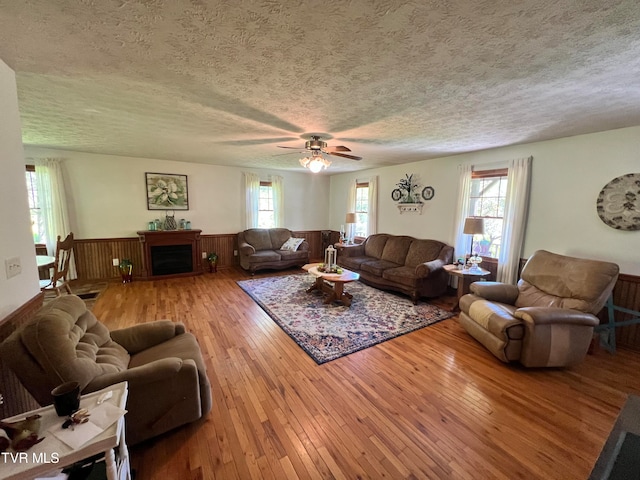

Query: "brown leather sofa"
left=337, top=233, right=453, bottom=303
left=458, top=250, right=619, bottom=367
left=0, top=295, right=212, bottom=445
left=238, top=228, right=310, bottom=273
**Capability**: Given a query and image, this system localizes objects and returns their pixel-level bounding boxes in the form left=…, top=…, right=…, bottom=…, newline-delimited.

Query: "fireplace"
left=137, top=230, right=202, bottom=279
left=151, top=244, right=193, bottom=276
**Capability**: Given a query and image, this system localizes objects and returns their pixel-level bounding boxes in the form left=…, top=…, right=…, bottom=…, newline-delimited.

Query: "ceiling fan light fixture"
left=299, top=152, right=331, bottom=173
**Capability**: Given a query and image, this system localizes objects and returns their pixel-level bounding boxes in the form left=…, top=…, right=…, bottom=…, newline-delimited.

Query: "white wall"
left=0, top=59, right=40, bottom=320
left=23, top=148, right=331, bottom=238
left=329, top=126, right=640, bottom=276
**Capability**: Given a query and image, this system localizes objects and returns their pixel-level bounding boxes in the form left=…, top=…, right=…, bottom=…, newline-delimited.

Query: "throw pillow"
left=280, top=237, right=304, bottom=251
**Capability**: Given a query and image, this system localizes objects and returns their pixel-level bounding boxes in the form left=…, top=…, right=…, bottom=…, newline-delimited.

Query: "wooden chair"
left=39, top=233, right=74, bottom=296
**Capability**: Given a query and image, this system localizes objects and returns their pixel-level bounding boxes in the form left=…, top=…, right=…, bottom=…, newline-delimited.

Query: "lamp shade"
left=463, top=217, right=485, bottom=235
left=345, top=213, right=356, bottom=224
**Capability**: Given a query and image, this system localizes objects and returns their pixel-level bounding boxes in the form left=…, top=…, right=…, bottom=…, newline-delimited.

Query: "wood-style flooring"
left=90, top=268, right=640, bottom=479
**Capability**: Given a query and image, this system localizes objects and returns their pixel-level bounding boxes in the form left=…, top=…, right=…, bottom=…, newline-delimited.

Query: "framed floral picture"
left=145, top=172, right=189, bottom=210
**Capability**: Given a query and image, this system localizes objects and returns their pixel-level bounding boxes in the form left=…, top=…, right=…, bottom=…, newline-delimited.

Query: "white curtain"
left=347, top=178, right=357, bottom=239
left=367, top=175, right=378, bottom=235
left=35, top=158, right=76, bottom=278
left=244, top=172, right=260, bottom=228
left=271, top=175, right=284, bottom=227
left=453, top=164, right=473, bottom=262
left=497, top=156, right=533, bottom=284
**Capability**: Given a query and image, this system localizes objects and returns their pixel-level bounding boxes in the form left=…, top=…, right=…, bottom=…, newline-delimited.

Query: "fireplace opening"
left=151, top=244, right=193, bottom=276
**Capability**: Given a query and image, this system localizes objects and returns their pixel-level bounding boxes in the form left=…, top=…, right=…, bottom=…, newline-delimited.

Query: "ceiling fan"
left=277, top=136, right=363, bottom=161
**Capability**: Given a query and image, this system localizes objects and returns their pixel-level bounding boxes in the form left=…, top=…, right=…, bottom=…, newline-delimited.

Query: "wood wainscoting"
left=609, top=273, right=640, bottom=350
left=72, top=239, right=640, bottom=351
left=73, top=230, right=334, bottom=282
left=0, top=292, right=44, bottom=418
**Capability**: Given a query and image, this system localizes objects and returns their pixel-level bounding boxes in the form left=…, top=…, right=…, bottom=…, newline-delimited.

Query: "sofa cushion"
left=382, top=266, right=419, bottom=288
left=405, top=239, right=445, bottom=267
left=276, top=249, right=308, bottom=261
left=381, top=236, right=413, bottom=265
left=364, top=234, right=389, bottom=259
left=243, top=229, right=273, bottom=250
left=361, top=259, right=402, bottom=277
left=269, top=228, right=293, bottom=251
left=338, top=256, right=371, bottom=271
left=516, top=250, right=620, bottom=314
left=280, top=237, right=304, bottom=251
left=18, top=295, right=130, bottom=390
left=247, top=250, right=281, bottom=264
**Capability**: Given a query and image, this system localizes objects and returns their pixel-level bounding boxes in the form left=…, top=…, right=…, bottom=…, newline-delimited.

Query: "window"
left=469, top=168, right=508, bottom=258
left=25, top=165, right=46, bottom=244
left=354, top=182, right=369, bottom=238
left=258, top=181, right=274, bottom=228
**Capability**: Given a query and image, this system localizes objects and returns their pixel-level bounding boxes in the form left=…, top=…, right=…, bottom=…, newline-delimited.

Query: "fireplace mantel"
left=137, top=230, right=203, bottom=279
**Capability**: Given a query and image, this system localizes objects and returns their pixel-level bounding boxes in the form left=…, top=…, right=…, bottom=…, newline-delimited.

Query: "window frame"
left=25, top=164, right=47, bottom=245
left=354, top=182, right=369, bottom=240
left=469, top=168, right=508, bottom=260
left=257, top=181, right=275, bottom=229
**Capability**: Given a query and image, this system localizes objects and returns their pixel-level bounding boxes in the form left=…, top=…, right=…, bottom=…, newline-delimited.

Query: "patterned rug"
left=237, top=274, right=455, bottom=364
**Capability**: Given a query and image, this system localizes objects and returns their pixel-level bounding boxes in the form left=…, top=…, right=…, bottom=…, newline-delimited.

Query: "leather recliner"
left=458, top=250, right=619, bottom=367
left=0, top=295, right=212, bottom=445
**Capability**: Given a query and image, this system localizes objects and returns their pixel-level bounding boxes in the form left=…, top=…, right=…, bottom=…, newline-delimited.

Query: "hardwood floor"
left=90, top=268, right=640, bottom=479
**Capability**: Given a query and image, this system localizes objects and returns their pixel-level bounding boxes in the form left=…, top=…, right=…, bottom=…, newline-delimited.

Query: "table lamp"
left=345, top=213, right=356, bottom=244
left=463, top=217, right=485, bottom=260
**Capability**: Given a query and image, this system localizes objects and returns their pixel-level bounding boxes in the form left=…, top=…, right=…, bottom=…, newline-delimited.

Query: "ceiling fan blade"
left=217, top=137, right=299, bottom=146
left=328, top=152, right=362, bottom=161
left=277, top=145, right=305, bottom=149
left=325, top=145, right=351, bottom=152
left=273, top=150, right=306, bottom=156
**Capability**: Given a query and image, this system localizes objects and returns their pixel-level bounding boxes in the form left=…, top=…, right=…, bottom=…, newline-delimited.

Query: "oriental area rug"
left=237, top=274, right=455, bottom=364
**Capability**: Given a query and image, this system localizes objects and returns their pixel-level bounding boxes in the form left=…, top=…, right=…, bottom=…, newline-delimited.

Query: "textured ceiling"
left=1, top=0, right=640, bottom=174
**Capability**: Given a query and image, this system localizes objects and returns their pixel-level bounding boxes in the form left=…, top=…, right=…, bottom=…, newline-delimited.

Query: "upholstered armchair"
left=0, top=295, right=212, bottom=445
left=458, top=250, right=619, bottom=367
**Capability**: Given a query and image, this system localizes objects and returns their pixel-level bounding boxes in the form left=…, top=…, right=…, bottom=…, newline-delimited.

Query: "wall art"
left=146, top=172, right=189, bottom=210
left=596, top=173, right=640, bottom=231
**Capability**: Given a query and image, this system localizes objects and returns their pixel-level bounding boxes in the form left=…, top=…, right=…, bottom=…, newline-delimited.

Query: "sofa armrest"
left=110, top=320, right=186, bottom=354
left=470, top=282, right=519, bottom=304
left=298, top=240, right=310, bottom=252
left=337, top=244, right=365, bottom=258
left=239, top=241, right=255, bottom=256
left=414, top=244, right=453, bottom=277
left=84, top=357, right=191, bottom=392
left=415, top=258, right=446, bottom=277
left=514, top=307, right=599, bottom=327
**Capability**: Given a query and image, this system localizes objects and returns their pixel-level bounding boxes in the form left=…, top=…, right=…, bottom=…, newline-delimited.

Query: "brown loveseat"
left=458, top=250, right=619, bottom=367
left=238, top=228, right=310, bottom=273
left=337, top=233, right=453, bottom=303
left=0, top=295, right=212, bottom=445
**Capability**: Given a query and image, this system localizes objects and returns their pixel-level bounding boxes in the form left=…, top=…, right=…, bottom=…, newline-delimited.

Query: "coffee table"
left=302, top=263, right=360, bottom=307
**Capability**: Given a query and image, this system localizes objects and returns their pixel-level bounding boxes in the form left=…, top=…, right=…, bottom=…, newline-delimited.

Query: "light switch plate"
left=5, top=256, right=21, bottom=279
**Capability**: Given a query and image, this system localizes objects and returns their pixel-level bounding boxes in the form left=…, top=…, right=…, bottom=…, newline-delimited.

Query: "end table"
left=1, top=382, right=130, bottom=480
left=444, top=264, right=491, bottom=311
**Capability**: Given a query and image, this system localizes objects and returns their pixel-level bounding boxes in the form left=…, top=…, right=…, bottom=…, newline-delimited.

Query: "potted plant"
left=119, top=259, right=133, bottom=283
left=207, top=253, right=218, bottom=273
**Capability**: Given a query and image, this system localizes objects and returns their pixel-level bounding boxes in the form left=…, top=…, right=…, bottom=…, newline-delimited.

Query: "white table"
left=1, top=382, right=130, bottom=480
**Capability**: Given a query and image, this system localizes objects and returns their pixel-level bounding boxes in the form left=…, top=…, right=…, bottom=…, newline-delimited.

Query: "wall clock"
left=421, top=186, right=435, bottom=201
left=596, top=173, right=640, bottom=231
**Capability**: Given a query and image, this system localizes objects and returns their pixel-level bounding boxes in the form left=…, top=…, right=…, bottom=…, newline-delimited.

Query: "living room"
left=2, top=2, right=640, bottom=479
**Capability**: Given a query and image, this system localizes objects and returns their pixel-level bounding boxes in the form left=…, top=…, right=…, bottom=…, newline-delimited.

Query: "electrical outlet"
left=5, top=257, right=22, bottom=279
left=112, top=258, right=119, bottom=266
left=233, top=250, right=238, bottom=256
left=202, top=251, right=207, bottom=259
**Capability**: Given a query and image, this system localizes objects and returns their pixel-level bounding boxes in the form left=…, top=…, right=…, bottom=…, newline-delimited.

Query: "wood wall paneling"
left=610, top=274, right=640, bottom=351
left=72, top=236, right=640, bottom=350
